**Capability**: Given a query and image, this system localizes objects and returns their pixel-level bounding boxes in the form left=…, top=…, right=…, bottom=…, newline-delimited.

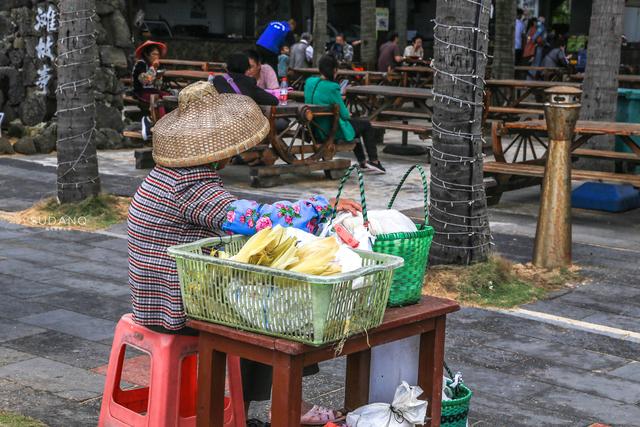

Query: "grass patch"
left=426, top=254, right=581, bottom=308
left=0, top=194, right=130, bottom=231
left=0, top=411, right=46, bottom=427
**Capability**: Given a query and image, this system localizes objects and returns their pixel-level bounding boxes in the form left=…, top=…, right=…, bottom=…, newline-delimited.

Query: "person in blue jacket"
left=256, top=19, right=296, bottom=72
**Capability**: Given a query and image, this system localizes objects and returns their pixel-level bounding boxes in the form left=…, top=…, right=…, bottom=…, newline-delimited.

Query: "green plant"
left=38, top=194, right=128, bottom=229
left=0, top=411, right=46, bottom=427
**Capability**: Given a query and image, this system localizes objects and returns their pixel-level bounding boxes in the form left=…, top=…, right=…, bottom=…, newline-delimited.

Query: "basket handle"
left=330, top=164, right=369, bottom=225
left=387, top=164, right=429, bottom=226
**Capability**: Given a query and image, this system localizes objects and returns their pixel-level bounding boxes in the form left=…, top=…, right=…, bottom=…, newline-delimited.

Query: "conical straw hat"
left=152, top=81, right=270, bottom=167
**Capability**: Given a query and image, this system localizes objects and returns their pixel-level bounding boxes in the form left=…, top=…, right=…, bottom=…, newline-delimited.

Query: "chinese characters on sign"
left=34, top=4, right=58, bottom=95
left=34, top=5, right=58, bottom=32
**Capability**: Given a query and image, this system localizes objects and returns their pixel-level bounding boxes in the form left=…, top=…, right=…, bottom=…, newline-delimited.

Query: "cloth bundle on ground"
left=346, top=382, right=427, bottom=426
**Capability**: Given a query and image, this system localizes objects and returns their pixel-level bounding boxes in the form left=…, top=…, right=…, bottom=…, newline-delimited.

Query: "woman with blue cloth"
left=255, top=19, right=296, bottom=72
left=127, top=80, right=353, bottom=424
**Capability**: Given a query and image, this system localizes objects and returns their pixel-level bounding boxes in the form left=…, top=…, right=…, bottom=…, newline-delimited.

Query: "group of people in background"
left=514, top=9, right=574, bottom=80
left=131, top=17, right=386, bottom=173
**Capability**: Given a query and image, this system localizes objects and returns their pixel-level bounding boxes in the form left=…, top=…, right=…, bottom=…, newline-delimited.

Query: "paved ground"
left=1, top=140, right=639, bottom=426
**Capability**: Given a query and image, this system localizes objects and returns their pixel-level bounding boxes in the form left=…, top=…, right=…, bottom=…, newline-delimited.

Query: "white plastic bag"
left=367, top=210, right=417, bottom=236
left=346, top=382, right=428, bottom=427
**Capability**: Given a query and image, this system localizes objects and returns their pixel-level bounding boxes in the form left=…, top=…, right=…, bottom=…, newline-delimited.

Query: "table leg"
left=419, top=316, right=446, bottom=427
left=271, top=353, right=303, bottom=427
left=621, top=135, right=640, bottom=156
left=197, top=337, right=227, bottom=427
left=345, top=349, right=371, bottom=410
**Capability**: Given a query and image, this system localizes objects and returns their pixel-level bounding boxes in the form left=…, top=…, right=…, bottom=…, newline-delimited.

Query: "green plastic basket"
left=441, top=362, right=472, bottom=427
left=168, top=235, right=403, bottom=346
left=333, top=165, right=434, bottom=307
left=441, top=378, right=472, bottom=427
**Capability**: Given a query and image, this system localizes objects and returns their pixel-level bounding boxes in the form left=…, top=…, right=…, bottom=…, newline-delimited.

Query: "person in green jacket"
left=304, top=54, right=385, bottom=173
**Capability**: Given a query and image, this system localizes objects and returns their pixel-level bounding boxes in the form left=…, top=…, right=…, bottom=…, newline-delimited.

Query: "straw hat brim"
left=151, top=83, right=270, bottom=168
left=135, top=40, right=168, bottom=59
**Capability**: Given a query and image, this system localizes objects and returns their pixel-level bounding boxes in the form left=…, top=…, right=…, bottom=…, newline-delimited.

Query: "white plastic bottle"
left=279, top=77, right=288, bottom=105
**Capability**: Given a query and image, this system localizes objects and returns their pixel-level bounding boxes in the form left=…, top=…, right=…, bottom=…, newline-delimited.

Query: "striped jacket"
left=128, top=165, right=332, bottom=330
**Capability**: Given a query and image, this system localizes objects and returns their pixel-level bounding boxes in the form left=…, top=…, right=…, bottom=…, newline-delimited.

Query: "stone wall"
left=0, top=0, right=134, bottom=155
left=154, top=37, right=256, bottom=62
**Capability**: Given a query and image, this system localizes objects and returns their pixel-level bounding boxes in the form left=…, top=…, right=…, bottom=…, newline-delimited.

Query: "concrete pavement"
left=1, top=147, right=639, bottom=426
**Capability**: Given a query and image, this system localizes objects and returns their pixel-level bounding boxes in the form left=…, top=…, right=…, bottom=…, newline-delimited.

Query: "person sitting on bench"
left=304, top=54, right=386, bottom=173
left=212, top=52, right=278, bottom=106
left=132, top=40, right=171, bottom=141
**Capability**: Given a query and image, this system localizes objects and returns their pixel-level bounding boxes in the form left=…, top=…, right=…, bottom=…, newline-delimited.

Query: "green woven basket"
left=333, top=165, right=434, bottom=307
left=168, top=235, right=403, bottom=346
left=441, top=364, right=472, bottom=427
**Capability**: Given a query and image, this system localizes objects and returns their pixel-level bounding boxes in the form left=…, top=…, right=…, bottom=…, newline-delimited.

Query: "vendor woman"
left=128, top=81, right=357, bottom=425
left=132, top=40, right=171, bottom=140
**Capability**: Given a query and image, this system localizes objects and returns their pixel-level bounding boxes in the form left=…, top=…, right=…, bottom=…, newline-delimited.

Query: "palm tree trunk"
left=360, top=0, right=377, bottom=69
left=56, top=0, right=101, bottom=202
left=312, top=0, right=328, bottom=65
left=578, top=0, right=625, bottom=172
left=395, top=0, right=408, bottom=51
left=429, top=0, right=491, bottom=264
left=492, top=0, right=515, bottom=79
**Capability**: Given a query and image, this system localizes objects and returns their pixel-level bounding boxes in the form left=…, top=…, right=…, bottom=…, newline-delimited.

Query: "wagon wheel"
left=492, top=122, right=548, bottom=164
left=269, top=105, right=340, bottom=165
left=346, top=94, right=373, bottom=117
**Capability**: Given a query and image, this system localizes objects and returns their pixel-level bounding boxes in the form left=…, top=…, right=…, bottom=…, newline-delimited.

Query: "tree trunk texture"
left=429, top=0, right=491, bottom=265
left=312, top=0, right=328, bottom=65
left=578, top=0, right=624, bottom=172
left=492, top=0, right=515, bottom=80
left=56, top=0, right=101, bottom=203
left=360, top=0, right=377, bottom=69
left=395, top=0, right=408, bottom=51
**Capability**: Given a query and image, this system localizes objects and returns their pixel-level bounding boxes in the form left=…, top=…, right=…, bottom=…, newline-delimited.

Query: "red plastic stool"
left=99, top=314, right=245, bottom=427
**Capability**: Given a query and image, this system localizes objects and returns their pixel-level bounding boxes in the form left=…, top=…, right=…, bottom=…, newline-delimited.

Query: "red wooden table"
left=188, top=296, right=459, bottom=427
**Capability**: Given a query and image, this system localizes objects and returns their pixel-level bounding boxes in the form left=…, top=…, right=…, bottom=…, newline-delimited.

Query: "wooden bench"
left=484, top=161, right=640, bottom=185
left=378, top=110, right=431, bottom=120
left=483, top=161, right=640, bottom=204
left=123, top=130, right=143, bottom=140
left=487, top=106, right=544, bottom=116
left=370, top=120, right=431, bottom=139
left=572, top=148, right=640, bottom=163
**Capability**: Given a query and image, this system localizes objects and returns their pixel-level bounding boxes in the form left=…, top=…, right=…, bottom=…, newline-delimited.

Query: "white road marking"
left=487, top=307, right=640, bottom=344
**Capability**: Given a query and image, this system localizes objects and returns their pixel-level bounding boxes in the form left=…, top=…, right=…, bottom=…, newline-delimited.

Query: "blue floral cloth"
left=221, top=195, right=333, bottom=236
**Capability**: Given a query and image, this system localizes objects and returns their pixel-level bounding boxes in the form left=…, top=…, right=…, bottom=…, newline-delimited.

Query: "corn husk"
left=232, top=227, right=342, bottom=276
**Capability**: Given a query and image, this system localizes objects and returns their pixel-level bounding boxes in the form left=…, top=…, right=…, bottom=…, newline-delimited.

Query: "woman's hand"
left=329, top=197, right=361, bottom=216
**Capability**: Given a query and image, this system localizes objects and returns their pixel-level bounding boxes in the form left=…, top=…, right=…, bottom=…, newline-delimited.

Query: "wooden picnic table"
left=485, top=119, right=640, bottom=203
left=189, top=296, right=460, bottom=427
left=289, top=68, right=387, bottom=89
left=569, top=73, right=640, bottom=88
left=160, top=59, right=227, bottom=72
left=513, top=66, right=570, bottom=81
left=486, top=79, right=582, bottom=108
left=345, top=85, right=433, bottom=155
left=394, top=65, right=435, bottom=88
left=345, top=85, right=433, bottom=120
left=249, top=102, right=353, bottom=186
left=162, top=69, right=213, bottom=81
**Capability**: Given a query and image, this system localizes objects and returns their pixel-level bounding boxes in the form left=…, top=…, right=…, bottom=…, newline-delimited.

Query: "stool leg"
left=271, top=354, right=303, bottom=427
left=419, top=316, right=446, bottom=427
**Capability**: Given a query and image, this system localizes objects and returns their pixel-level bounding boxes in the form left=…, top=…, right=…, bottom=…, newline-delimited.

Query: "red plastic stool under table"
left=99, top=314, right=245, bottom=427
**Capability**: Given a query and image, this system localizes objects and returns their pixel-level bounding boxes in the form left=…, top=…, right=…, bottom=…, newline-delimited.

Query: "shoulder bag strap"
left=223, top=74, right=242, bottom=94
